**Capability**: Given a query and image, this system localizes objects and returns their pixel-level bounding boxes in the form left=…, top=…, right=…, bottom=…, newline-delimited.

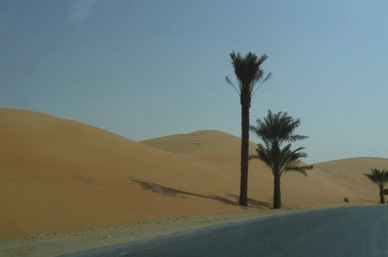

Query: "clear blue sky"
left=1, top=0, right=387, bottom=163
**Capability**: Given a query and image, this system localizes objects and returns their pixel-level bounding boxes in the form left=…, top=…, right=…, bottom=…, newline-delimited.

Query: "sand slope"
left=0, top=108, right=386, bottom=238
left=142, top=133, right=386, bottom=208
left=0, top=109, right=240, bottom=238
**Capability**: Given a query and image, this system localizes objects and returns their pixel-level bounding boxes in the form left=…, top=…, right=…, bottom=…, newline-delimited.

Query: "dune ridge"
left=0, top=108, right=386, bottom=239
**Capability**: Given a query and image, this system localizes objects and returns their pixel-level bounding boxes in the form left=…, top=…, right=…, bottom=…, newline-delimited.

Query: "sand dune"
left=0, top=108, right=386, bottom=239
left=142, top=133, right=386, bottom=207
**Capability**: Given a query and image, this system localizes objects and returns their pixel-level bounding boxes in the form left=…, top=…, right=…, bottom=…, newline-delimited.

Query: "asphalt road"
left=61, top=206, right=388, bottom=257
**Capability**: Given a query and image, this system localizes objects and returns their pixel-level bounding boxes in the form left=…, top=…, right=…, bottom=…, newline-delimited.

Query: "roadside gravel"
left=0, top=209, right=290, bottom=257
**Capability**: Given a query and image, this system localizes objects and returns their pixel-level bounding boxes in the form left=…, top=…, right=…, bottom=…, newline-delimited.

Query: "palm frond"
left=225, top=76, right=241, bottom=96
left=289, top=134, right=308, bottom=142
left=249, top=154, right=258, bottom=160
left=251, top=72, right=272, bottom=97
left=252, top=139, right=312, bottom=178
left=278, top=145, right=311, bottom=176
left=364, top=169, right=388, bottom=187
left=255, top=146, right=274, bottom=172
left=283, top=165, right=313, bottom=176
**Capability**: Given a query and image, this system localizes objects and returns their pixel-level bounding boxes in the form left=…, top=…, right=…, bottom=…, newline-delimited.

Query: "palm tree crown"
left=364, top=169, right=388, bottom=187
left=364, top=168, right=388, bottom=204
left=226, top=51, right=272, bottom=105
left=250, top=110, right=307, bottom=148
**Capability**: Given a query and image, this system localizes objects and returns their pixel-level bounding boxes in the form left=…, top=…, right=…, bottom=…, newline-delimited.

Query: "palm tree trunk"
left=379, top=185, right=385, bottom=204
left=273, top=171, right=281, bottom=209
left=239, top=102, right=250, bottom=206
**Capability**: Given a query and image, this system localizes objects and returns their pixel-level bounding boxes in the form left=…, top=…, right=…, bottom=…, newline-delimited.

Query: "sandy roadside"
left=0, top=208, right=295, bottom=257
left=1, top=203, right=365, bottom=257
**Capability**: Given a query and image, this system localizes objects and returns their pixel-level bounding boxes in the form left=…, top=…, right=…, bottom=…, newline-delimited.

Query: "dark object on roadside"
left=344, top=197, right=349, bottom=203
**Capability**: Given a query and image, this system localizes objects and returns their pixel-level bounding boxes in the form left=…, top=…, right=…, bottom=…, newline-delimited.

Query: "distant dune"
left=0, top=108, right=386, bottom=238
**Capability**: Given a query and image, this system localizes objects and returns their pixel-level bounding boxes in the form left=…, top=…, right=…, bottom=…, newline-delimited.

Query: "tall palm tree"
left=250, top=111, right=313, bottom=209
left=226, top=51, right=271, bottom=206
left=364, top=168, right=388, bottom=204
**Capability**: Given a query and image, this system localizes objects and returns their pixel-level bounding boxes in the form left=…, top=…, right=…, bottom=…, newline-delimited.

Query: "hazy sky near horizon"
left=1, top=0, right=387, bottom=163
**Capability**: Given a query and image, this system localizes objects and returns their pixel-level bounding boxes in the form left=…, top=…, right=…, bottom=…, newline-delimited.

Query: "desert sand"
left=0, top=108, right=387, bottom=256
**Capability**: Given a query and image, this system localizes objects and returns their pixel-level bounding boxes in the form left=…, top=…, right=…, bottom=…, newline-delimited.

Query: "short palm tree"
left=226, top=51, right=271, bottom=206
left=250, top=111, right=313, bottom=209
left=364, top=169, right=388, bottom=204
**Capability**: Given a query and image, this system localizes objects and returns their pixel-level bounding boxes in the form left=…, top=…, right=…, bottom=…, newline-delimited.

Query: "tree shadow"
left=129, top=178, right=241, bottom=207
left=227, top=193, right=272, bottom=209
left=360, top=198, right=378, bottom=204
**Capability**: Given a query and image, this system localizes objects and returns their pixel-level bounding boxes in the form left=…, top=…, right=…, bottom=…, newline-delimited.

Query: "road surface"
left=61, top=206, right=388, bottom=257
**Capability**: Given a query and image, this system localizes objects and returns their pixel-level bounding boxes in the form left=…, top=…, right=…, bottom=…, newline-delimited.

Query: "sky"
left=1, top=0, right=387, bottom=164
